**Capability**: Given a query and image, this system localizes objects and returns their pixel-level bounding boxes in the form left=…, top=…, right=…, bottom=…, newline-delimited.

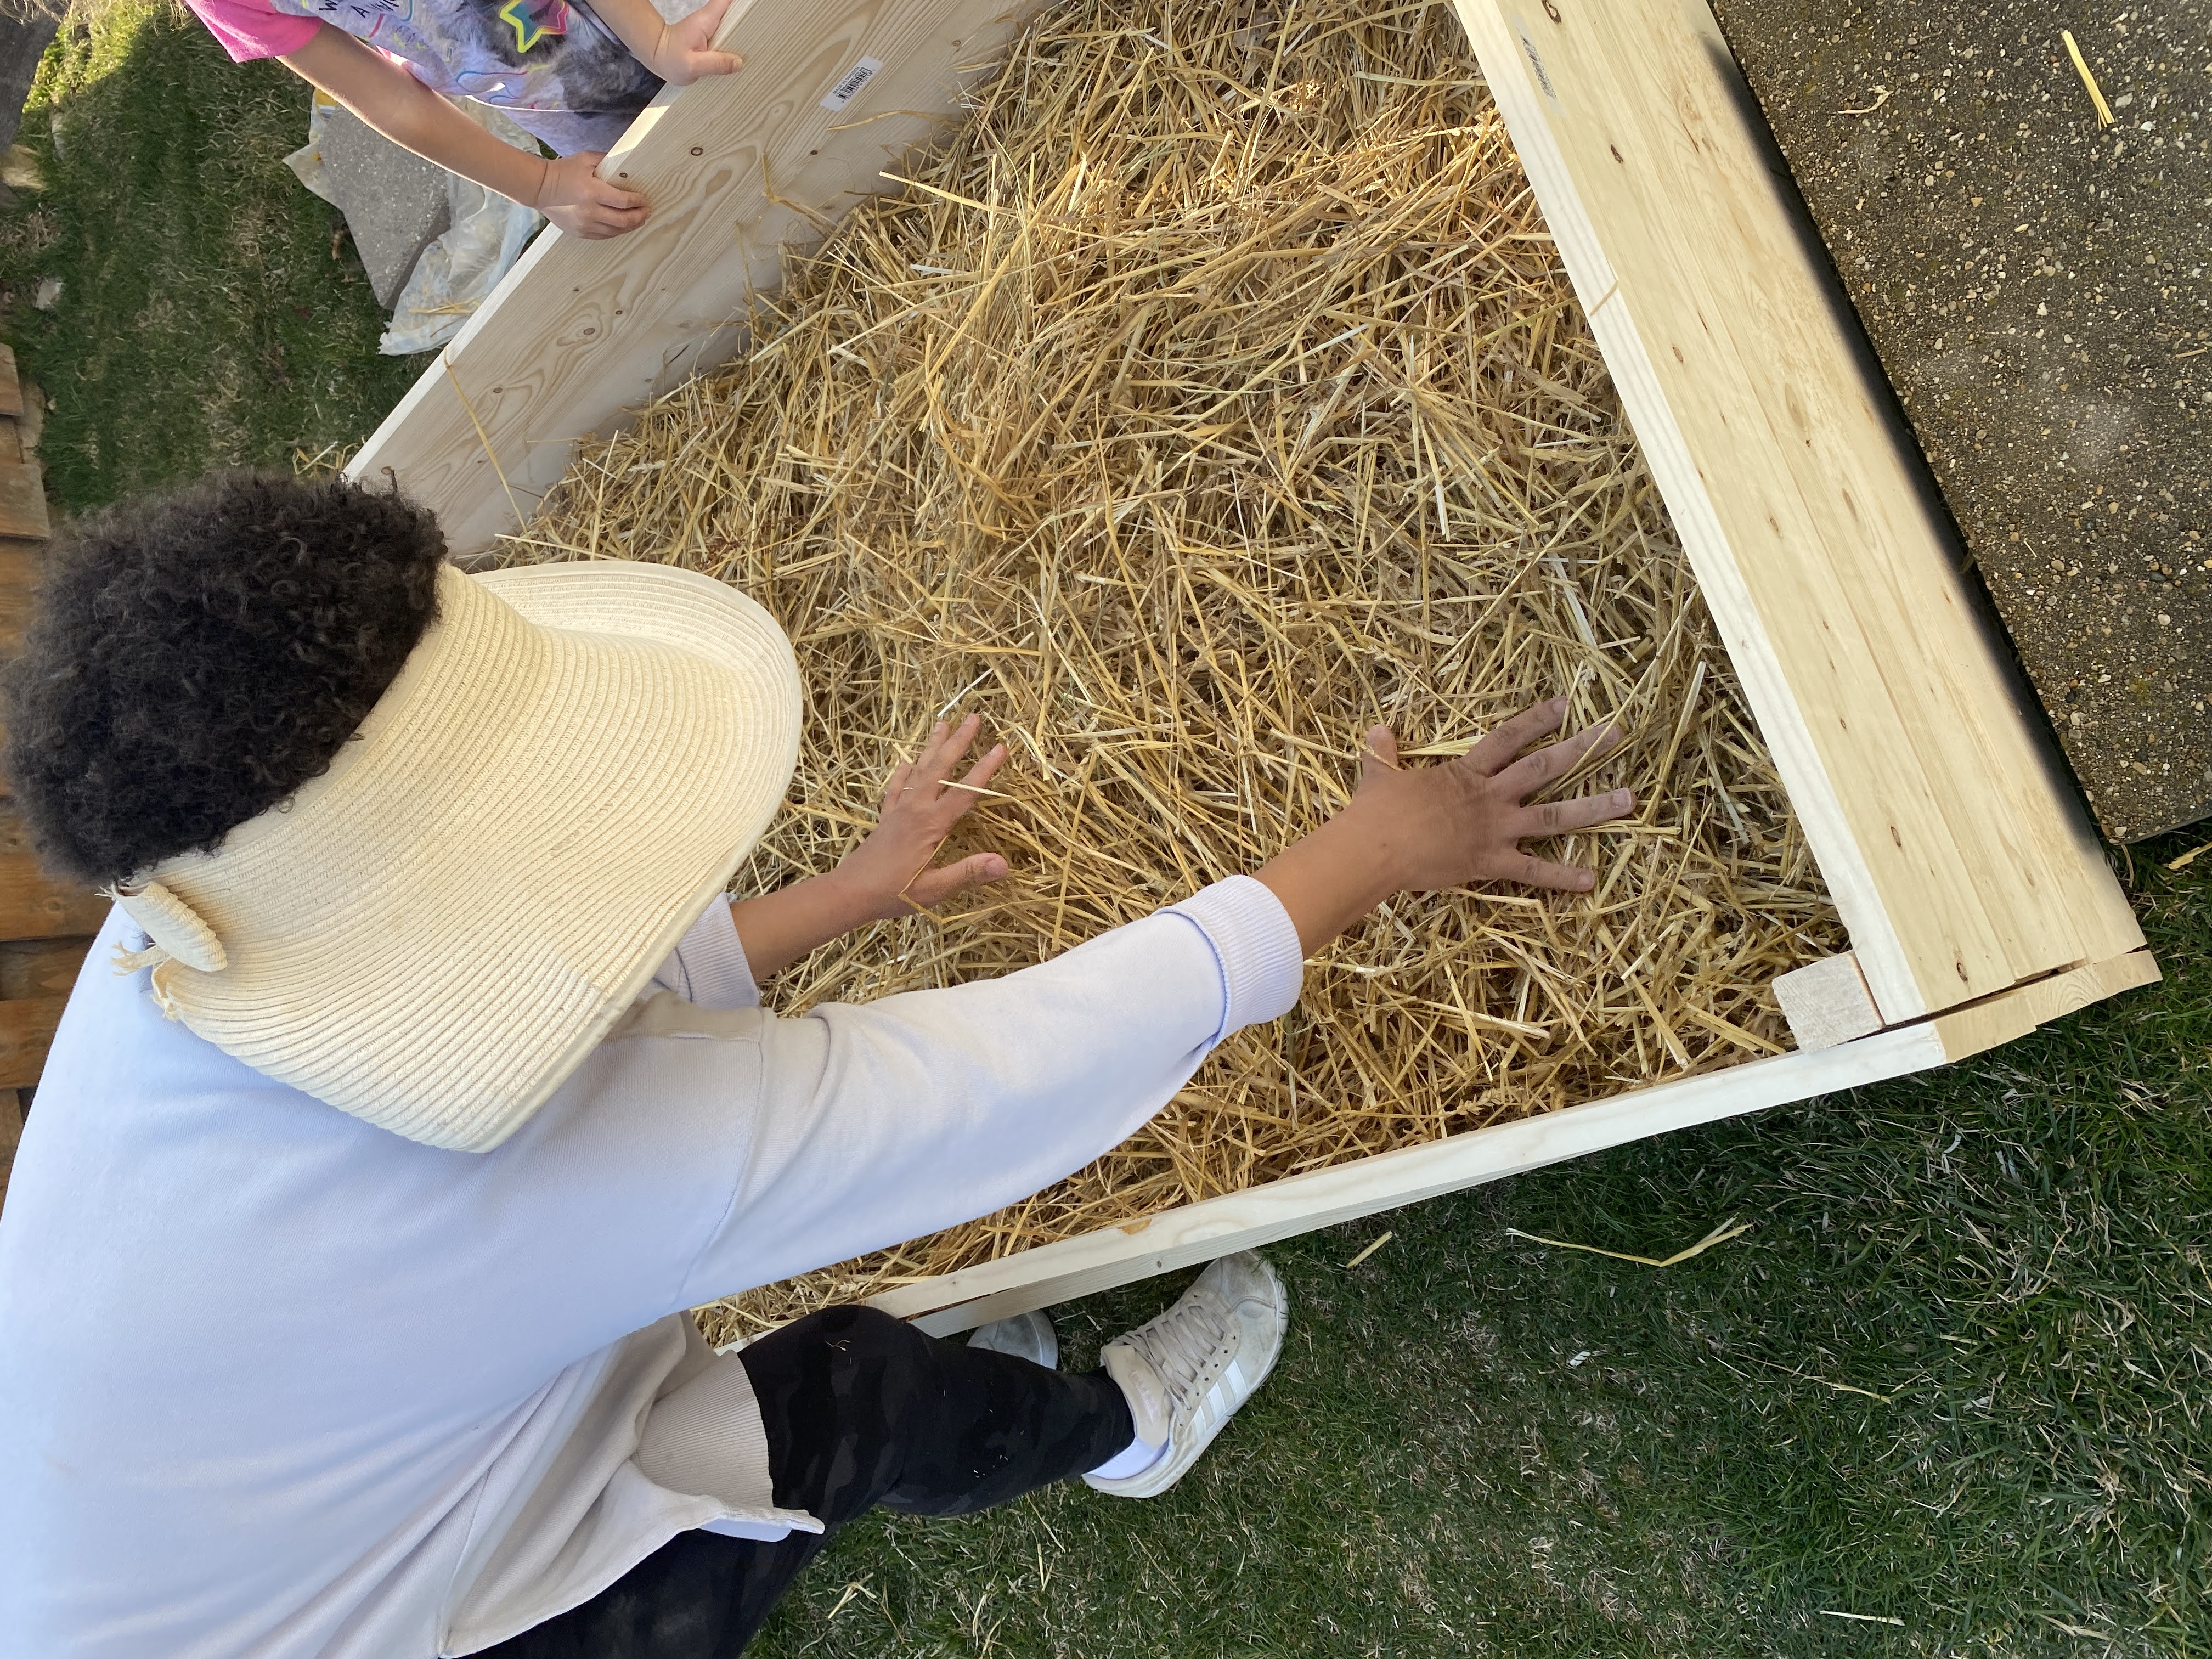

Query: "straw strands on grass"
left=507, top=0, right=1845, bottom=1334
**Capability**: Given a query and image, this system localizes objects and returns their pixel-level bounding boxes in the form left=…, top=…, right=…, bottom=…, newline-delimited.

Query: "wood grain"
left=0, top=936, right=92, bottom=1000
left=0, top=342, right=24, bottom=419
left=0, top=856, right=109, bottom=939
left=0, top=994, right=64, bottom=1089
left=1932, top=949, right=2163, bottom=1062
left=876, top=1025, right=1953, bottom=1334
left=1451, top=0, right=2142, bottom=1023
left=0, top=537, right=37, bottom=654
left=348, top=0, right=1049, bottom=552
left=1771, top=952, right=1880, bottom=1052
left=0, top=458, right=49, bottom=540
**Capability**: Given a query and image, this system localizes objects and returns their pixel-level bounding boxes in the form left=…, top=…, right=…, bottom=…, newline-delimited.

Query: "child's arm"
left=729, top=714, right=1011, bottom=979
left=279, top=25, right=698, bottom=240
left=272, top=17, right=743, bottom=243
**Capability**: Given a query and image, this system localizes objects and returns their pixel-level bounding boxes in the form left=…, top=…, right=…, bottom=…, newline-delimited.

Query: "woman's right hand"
left=535, top=153, right=651, bottom=239
left=1255, top=697, right=1634, bottom=955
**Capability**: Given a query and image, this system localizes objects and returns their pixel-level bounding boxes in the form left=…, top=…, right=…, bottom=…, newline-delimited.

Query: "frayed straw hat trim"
left=123, top=561, right=802, bottom=1153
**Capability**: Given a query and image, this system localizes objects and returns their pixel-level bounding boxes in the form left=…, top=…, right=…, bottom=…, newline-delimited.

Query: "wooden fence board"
left=0, top=856, right=108, bottom=939
left=0, top=936, right=93, bottom=1000
left=0, top=994, right=65, bottom=1088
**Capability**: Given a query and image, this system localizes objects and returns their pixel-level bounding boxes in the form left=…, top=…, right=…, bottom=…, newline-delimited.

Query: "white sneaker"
left=966, top=1309, right=1059, bottom=1370
left=1083, top=1251, right=1287, bottom=1498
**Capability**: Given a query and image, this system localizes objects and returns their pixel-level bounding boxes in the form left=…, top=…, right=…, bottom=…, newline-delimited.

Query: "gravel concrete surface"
left=1710, top=0, right=2209, bottom=841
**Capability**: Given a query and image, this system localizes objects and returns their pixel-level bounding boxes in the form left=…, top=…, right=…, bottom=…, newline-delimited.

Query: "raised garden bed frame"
left=347, top=0, right=2157, bottom=1335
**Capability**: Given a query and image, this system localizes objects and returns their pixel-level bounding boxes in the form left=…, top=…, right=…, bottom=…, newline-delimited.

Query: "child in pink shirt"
left=184, top=0, right=742, bottom=238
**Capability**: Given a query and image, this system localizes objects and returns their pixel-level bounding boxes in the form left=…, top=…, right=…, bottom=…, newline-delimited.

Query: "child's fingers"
left=589, top=177, right=648, bottom=213
left=685, top=0, right=737, bottom=35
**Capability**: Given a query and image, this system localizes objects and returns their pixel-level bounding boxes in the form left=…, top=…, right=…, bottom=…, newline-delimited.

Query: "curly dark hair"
left=3, top=470, right=447, bottom=887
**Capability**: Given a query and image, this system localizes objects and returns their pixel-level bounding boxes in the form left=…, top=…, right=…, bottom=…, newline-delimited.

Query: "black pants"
left=481, top=1306, right=1135, bottom=1658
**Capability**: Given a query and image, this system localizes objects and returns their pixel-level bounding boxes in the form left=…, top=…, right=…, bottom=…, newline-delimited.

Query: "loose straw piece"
left=2062, top=30, right=2115, bottom=128
left=1504, top=1216, right=1752, bottom=1268
left=1344, top=1230, right=1395, bottom=1268
left=503, top=0, right=1842, bottom=1340
left=2166, top=839, right=2209, bottom=872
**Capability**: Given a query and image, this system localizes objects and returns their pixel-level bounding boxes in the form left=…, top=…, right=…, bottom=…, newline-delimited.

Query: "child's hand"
left=649, top=0, right=746, bottom=86
left=831, top=714, right=1012, bottom=921
left=535, top=153, right=650, bottom=239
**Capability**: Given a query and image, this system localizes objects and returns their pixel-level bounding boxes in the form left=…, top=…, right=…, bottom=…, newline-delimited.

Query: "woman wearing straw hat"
left=0, top=472, right=1629, bottom=1657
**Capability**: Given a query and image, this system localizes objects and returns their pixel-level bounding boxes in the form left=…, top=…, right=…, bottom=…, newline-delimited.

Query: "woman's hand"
left=647, top=0, right=746, bottom=85
left=534, top=152, right=651, bottom=239
left=830, top=714, right=1012, bottom=921
left=1256, top=697, right=1633, bottom=955
left=727, top=715, right=1011, bottom=979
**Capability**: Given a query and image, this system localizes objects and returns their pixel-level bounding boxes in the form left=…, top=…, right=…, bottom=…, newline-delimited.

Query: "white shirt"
left=0, top=877, right=1302, bottom=1656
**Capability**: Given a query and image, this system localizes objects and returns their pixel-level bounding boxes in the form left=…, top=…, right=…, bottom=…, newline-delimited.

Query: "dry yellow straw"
left=503, top=0, right=1842, bottom=1339
left=2062, top=30, right=2115, bottom=128
left=1503, top=1216, right=1752, bottom=1268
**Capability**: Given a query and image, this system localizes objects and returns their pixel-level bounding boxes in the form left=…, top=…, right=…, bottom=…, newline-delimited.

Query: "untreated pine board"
left=0, top=994, right=64, bottom=1088
left=874, top=1024, right=1953, bottom=1335
left=1451, top=0, right=2141, bottom=1024
left=0, top=856, right=108, bottom=939
left=1931, top=949, right=2163, bottom=1063
left=1771, top=951, right=1880, bottom=1052
left=348, top=0, right=1047, bottom=552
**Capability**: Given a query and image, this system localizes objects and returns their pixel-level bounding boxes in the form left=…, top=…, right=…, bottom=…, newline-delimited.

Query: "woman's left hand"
left=831, top=714, right=1012, bottom=921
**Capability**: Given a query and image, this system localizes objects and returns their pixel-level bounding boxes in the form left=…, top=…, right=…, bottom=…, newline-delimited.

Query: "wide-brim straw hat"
left=108, top=560, right=802, bottom=1152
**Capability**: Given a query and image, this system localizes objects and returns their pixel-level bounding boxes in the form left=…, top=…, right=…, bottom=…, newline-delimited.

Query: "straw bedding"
left=502, top=0, right=1846, bottom=1335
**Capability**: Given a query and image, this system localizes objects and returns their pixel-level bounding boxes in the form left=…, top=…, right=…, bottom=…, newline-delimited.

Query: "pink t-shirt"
left=182, top=0, right=660, bottom=155
left=186, top=0, right=318, bottom=61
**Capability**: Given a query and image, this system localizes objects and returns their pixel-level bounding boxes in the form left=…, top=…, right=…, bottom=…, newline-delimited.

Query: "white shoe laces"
left=1124, top=1294, right=1232, bottom=1401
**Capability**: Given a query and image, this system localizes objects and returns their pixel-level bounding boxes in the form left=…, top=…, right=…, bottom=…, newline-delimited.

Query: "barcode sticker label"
left=821, top=57, right=886, bottom=112
left=1510, top=16, right=1560, bottom=105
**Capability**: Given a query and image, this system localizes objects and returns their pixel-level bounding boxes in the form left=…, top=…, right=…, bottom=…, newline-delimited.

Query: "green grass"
left=3, top=13, right=2206, bottom=1651
left=0, top=0, right=427, bottom=512
left=749, top=839, right=2210, bottom=1659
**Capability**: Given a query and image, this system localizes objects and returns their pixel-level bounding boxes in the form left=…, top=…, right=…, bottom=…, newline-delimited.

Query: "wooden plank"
left=874, top=1024, right=1953, bottom=1335
left=0, top=342, right=25, bottom=419
left=0, top=1085, right=19, bottom=1216
left=1450, top=0, right=2142, bottom=1023
left=1932, top=949, right=2163, bottom=1063
left=0, top=994, right=64, bottom=1089
left=0, top=936, right=92, bottom=1000
left=0, top=856, right=109, bottom=939
left=0, top=456, right=48, bottom=540
left=0, top=535, right=36, bottom=652
left=1771, top=952, right=1879, bottom=1052
left=347, top=0, right=1048, bottom=552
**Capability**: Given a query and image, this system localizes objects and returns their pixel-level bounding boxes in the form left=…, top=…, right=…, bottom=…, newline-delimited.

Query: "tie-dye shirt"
left=186, top=0, right=663, bottom=155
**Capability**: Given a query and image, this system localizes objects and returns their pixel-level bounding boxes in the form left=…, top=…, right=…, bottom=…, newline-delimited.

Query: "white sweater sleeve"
left=645, top=900, right=761, bottom=1011
left=671, top=875, right=1302, bottom=1305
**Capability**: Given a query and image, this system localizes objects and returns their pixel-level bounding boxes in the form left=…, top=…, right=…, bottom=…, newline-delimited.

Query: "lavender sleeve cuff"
left=1161, top=874, right=1305, bottom=1043
left=654, top=900, right=763, bottom=1011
